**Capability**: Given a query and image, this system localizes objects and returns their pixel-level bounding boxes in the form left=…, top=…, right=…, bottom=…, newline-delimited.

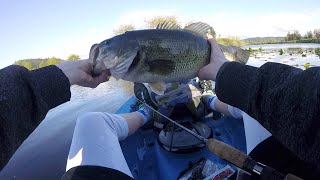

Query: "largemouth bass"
left=90, top=22, right=249, bottom=84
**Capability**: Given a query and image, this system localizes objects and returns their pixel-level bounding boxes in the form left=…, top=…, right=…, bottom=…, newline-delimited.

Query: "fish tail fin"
left=219, top=44, right=250, bottom=63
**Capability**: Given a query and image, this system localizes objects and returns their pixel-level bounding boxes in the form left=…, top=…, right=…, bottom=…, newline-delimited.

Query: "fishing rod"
left=135, top=97, right=303, bottom=180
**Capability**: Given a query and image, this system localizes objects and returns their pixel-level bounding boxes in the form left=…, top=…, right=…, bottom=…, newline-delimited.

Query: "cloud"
left=200, top=8, right=320, bottom=38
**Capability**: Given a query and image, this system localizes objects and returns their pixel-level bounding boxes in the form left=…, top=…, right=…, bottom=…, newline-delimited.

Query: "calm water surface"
left=242, top=43, right=320, bottom=50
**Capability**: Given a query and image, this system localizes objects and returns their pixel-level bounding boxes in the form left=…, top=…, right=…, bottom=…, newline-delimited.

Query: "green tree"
left=285, top=32, right=291, bottom=41
left=47, top=57, right=60, bottom=65
left=114, top=24, right=135, bottom=35
left=15, top=61, right=33, bottom=70
left=39, top=57, right=61, bottom=68
left=304, top=31, right=313, bottom=39
left=293, top=30, right=302, bottom=40
left=67, top=54, right=80, bottom=61
left=314, top=29, right=320, bottom=39
left=286, top=30, right=302, bottom=41
left=315, top=48, right=320, bottom=54
left=259, top=47, right=263, bottom=52
left=38, top=60, right=47, bottom=68
left=146, top=16, right=178, bottom=29
left=217, top=36, right=244, bottom=46
left=248, top=47, right=253, bottom=54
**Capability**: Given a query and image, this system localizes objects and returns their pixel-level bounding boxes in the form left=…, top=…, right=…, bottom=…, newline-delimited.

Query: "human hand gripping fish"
left=56, top=59, right=110, bottom=88
left=198, top=34, right=229, bottom=81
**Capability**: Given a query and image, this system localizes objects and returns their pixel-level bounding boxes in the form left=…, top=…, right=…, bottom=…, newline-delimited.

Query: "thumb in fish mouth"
left=92, top=60, right=108, bottom=75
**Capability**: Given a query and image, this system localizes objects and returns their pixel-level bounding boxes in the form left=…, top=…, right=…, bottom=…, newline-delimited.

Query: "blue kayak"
left=0, top=96, right=246, bottom=180
left=118, top=97, right=246, bottom=179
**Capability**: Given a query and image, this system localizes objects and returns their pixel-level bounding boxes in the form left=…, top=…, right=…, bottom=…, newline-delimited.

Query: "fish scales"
left=124, top=30, right=210, bottom=82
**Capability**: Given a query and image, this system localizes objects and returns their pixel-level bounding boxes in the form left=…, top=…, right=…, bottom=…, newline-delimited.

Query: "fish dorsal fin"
left=183, top=22, right=213, bottom=38
left=156, top=21, right=182, bottom=30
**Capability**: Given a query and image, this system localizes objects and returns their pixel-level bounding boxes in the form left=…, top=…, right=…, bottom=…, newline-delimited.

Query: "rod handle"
left=206, top=138, right=248, bottom=168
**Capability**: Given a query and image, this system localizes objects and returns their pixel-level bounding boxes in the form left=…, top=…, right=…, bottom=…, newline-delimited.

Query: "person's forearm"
left=31, top=65, right=71, bottom=108
left=0, top=65, right=71, bottom=169
left=213, top=98, right=232, bottom=117
left=215, top=62, right=258, bottom=111
left=215, top=62, right=320, bottom=168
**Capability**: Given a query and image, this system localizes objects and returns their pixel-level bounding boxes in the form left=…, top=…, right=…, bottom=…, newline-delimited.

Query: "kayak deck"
left=118, top=97, right=246, bottom=179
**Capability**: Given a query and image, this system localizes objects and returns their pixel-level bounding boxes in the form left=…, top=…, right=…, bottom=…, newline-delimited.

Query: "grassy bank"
left=217, top=36, right=246, bottom=46
left=245, top=38, right=320, bottom=45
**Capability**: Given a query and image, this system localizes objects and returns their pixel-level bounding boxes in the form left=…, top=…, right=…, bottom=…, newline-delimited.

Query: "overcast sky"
left=1, top=0, right=319, bottom=68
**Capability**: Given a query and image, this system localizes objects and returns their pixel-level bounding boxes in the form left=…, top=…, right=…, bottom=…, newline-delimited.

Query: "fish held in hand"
left=89, top=22, right=249, bottom=83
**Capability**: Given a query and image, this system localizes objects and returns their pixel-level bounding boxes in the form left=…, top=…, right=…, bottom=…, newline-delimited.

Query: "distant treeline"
left=14, top=54, right=80, bottom=70
left=244, top=29, right=320, bottom=45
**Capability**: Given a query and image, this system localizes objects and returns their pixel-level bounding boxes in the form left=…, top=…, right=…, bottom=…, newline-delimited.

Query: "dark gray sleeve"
left=0, top=65, right=71, bottom=170
left=62, top=166, right=133, bottom=180
left=215, top=62, right=320, bottom=169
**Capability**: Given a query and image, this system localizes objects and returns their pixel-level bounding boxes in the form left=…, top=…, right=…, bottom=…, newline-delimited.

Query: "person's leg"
left=120, top=105, right=152, bottom=136
left=203, top=95, right=271, bottom=154
left=241, top=113, right=271, bottom=154
left=202, top=95, right=235, bottom=117
left=66, top=107, right=152, bottom=178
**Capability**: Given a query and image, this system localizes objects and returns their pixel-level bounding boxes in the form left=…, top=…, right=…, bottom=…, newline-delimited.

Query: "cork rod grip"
left=206, top=138, right=248, bottom=168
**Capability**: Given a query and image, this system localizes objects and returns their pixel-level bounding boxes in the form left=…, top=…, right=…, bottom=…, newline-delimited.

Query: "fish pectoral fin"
left=146, top=59, right=175, bottom=75
left=148, top=82, right=166, bottom=95
left=156, top=21, right=182, bottom=30
left=219, top=44, right=250, bottom=64
left=183, top=22, right=214, bottom=38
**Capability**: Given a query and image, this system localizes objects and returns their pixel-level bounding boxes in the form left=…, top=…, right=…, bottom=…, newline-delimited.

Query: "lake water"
left=70, top=78, right=134, bottom=110
left=242, top=43, right=320, bottom=50
left=242, top=43, right=320, bottom=68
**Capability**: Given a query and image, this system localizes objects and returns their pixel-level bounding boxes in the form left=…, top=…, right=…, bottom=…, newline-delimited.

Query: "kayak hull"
left=118, top=97, right=246, bottom=179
